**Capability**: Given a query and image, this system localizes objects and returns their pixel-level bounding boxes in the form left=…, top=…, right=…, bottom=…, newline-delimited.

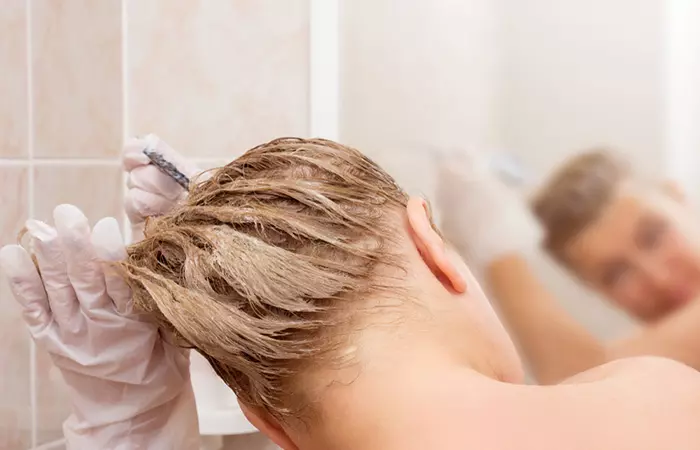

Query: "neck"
left=296, top=332, right=507, bottom=450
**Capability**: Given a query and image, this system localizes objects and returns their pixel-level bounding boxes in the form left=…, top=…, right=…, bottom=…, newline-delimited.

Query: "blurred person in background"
left=437, top=148, right=700, bottom=383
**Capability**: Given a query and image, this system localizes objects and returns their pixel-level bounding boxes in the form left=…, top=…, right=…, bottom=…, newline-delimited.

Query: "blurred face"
left=564, top=188, right=700, bottom=322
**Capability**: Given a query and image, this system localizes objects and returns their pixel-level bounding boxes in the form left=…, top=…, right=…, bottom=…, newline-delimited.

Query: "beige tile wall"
left=0, top=1, right=308, bottom=448
left=127, top=0, right=310, bottom=159
left=0, top=1, right=28, bottom=159
left=33, top=165, right=123, bottom=223
left=0, top=167, right=30, bottom=449
left=32, top=0, right=123, bottom=159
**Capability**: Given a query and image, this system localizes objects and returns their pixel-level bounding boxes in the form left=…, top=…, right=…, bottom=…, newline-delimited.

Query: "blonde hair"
left=119, top=138, right=409, bottom=419
left=531, top=149, right=629, bottom=262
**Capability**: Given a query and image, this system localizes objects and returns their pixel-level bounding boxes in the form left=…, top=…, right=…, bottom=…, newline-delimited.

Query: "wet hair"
left=531, top=149, right=629, bottom=263
left=119, top=138, right=410, bottom=420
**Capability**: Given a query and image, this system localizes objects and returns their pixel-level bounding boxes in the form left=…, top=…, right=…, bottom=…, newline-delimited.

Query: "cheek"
left=602, top=277, right=651, bottom=314
left=659, top=231, right=700, bottom=272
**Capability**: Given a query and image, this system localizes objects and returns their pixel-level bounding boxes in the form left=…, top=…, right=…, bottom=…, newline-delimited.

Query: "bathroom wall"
left=0, top=4, right=30, bottom=447
left=340, top=0, right=503, bottom=206
left=499, top=0, right=666, bottom=176
left=666, top=0, right=700, bottom=208
left=0, top=0, right=307, bottom=448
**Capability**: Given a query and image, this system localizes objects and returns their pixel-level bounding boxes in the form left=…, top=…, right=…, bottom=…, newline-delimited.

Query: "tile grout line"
left=25, top=0, right=37, bottom=447
left=0, top=157, right=234, bottom=166
left=0, top=159, right=122, bottom=166
left=0, top=155, right=230, bottom=168
left=121, top=0, right=131, bottom=243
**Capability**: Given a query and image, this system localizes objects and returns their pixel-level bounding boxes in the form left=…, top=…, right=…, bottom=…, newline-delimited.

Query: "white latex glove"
left=123, top=134, right=201, bottom=242
left=434, top=149, right=544, bottom=268
left=0, top=204, right=200, bottom=450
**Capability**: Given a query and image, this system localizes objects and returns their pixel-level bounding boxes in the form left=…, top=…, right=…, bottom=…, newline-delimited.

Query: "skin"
left=565, top=190, right=700, bottom=321
left=237, top=197, right=700, bottom=450
left=486, top=183, right=700, bottom=383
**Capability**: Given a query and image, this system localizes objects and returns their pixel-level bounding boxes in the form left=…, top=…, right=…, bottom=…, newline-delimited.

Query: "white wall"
left=340, top=0, right=503, bottom=204
left=666, top=0, right=700, bottom=208
left=500, top=0, right=665, bottom=177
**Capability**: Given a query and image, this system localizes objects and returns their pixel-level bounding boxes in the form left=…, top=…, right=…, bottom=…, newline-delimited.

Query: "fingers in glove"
left=123, top=134, right=200, bottom=179
left=0, top=244, right=53, bottom=334
left=128, top=165, right=184, bottom=201
left=122, top=138, right=153, bottom=171
left=145, top=134, right=201, bottom=178
left=25, top=219, right=81, bottom=332
left=91, top=217, right=133, bottom=315
left=52, top=204, right=111, bottom=312
left=125, top=188, right=179, bottom=223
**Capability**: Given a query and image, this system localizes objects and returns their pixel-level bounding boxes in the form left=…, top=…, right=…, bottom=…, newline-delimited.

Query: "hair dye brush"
left=141, top=136, right=191, bottom=190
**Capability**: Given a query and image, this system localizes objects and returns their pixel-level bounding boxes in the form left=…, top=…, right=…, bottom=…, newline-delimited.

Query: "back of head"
left=531, top=149, right=629, bottom=264
left=120, top=138, right=410, bottom=420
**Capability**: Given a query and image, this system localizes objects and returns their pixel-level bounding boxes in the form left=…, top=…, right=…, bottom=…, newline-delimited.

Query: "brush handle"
left=142, top=148, right=191, bottom=190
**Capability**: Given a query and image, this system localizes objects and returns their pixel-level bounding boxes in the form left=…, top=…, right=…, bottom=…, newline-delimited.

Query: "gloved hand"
left=0, top=204, right=200, bottom=450
left=434, top=149, right=544, bottom=269
left=123, top=134, right=201, bottom=242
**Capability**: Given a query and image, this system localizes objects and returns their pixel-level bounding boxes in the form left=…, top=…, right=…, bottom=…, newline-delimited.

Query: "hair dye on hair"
left=119, top=138, right=411, bottom=419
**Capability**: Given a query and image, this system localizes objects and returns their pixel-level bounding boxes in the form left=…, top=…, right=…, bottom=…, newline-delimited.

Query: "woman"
left=3, top=138, right=700, bottom=449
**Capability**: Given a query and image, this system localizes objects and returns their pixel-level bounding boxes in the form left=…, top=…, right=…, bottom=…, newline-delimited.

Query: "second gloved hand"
left=123, top=134, right=201, bottom=242
left=434, top=149, right=544, bottom=269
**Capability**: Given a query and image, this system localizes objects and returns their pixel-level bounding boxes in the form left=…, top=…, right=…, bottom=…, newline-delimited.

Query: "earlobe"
left=406, top=197, right=467, bottom=293
left=238, top=401, right=299, bottom=450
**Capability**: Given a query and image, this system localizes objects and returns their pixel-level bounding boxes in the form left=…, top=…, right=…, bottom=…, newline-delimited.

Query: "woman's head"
left=532, top=150, right=700, bottom=321
left=119, top=138, right=520, bottom=445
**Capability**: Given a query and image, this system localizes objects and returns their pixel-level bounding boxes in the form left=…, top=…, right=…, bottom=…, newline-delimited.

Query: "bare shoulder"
left=584, top=357, right=700, bottom=416
left=455, top=358, right=700, bottom=450
left=550, top=357, right=700, bottom=449
left=562, top=355, right=700, bottom=384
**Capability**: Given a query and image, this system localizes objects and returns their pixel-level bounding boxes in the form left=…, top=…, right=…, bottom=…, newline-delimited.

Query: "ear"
left=238, top=401, right=299, bottom=450
left=406, top=196, right=467, bottom=293
left=661, top=179, right=685, bottom=203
